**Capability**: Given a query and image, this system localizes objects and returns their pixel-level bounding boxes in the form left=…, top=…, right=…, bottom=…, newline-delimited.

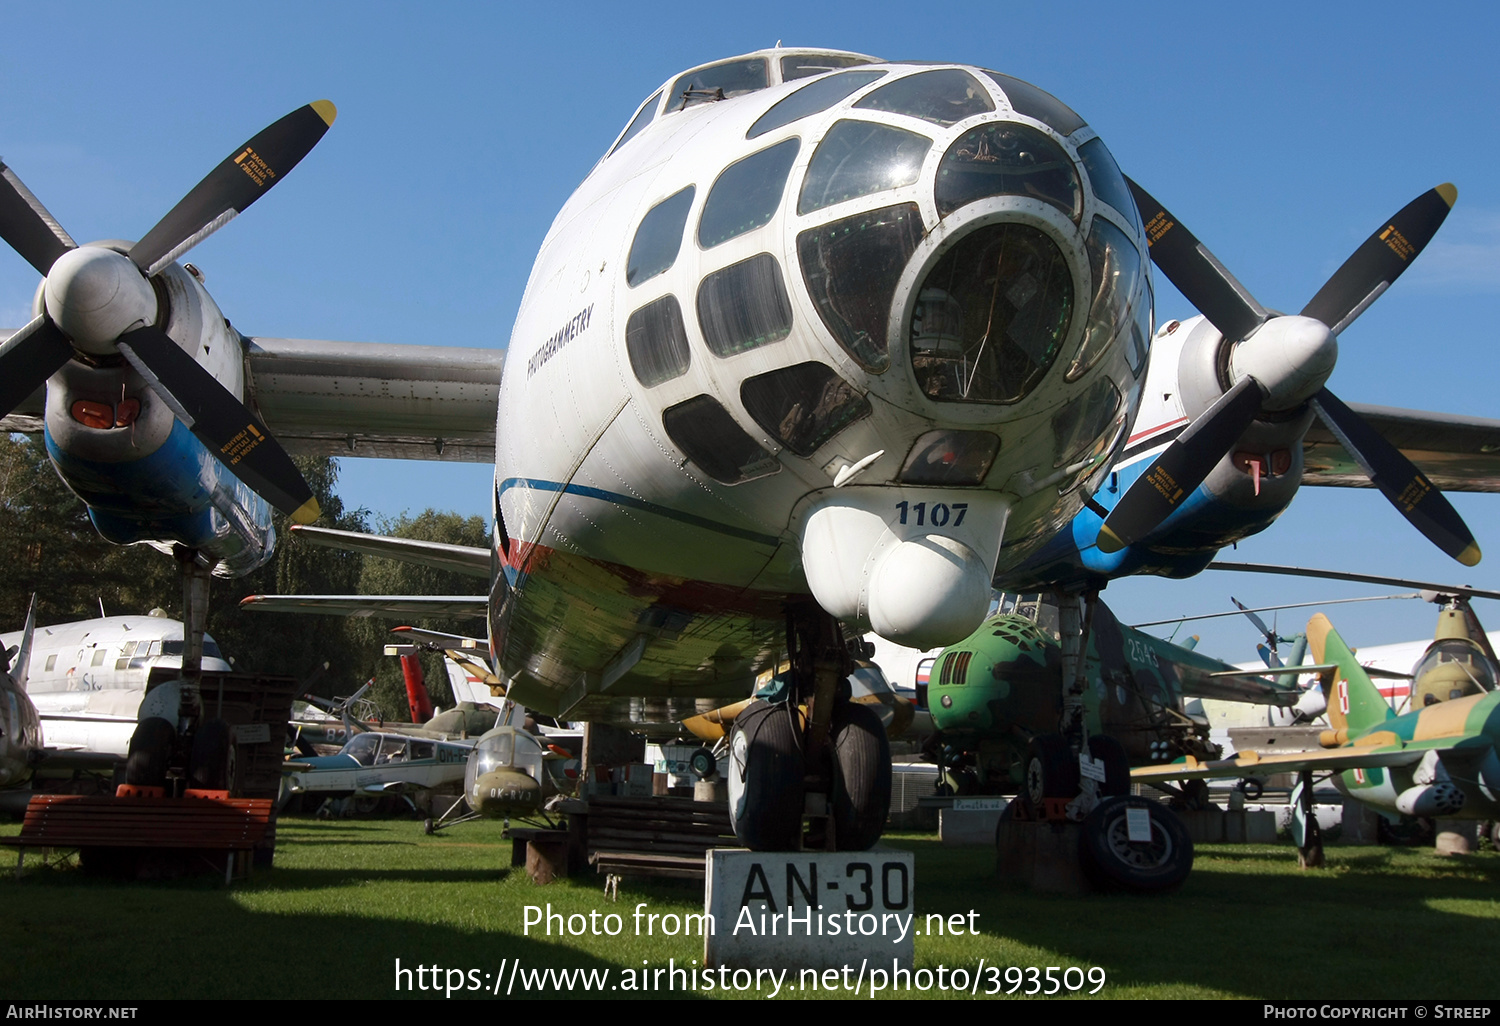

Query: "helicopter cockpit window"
left=1051, top=376, right=1122, bottom=468
left=662, top=395, right=780, bottom=484
left=748, top=69, right=887, bottom=139
left=1077, top=138, right=1140, bottom=232
left=1414, top=640, right=1495, bottom=694
left=740, top=362, right=872, bottom=457
left=472, top=730, right=515, bottom=777
left=344, top=733, right=381, bottom=767
left=781, top=54, right=875, bottom=81
left=671, top=59, right=769, bottom=111
left=696, top=253, right=793, bottom=356
left=935, top=123, right=1082, bottom=223
left=796, top=202, right=924, bottom=372
left=909, top=223, right=1074, bottom=404
left=898, top=430, right=1001, bottom=485
left=699, top=139, right=800, bottom=248
left=610, top=90, right=663, bottom=156
left=626, top=295, right=691, bottom=387
left=1066, top=217, right=1143, bottom=381
left=627, top=187, right=695, bottom=288
left=798, top=121, right=931, bottom=215
left=853, top=69, right=994, bottom=127
left=981, top=72, right=1086, bottom=136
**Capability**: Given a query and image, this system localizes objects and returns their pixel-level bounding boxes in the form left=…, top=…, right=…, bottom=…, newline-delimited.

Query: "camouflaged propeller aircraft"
left=6, top=46, right=1498, bottom=853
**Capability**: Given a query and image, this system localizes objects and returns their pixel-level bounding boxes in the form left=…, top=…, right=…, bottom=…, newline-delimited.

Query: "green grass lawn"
left=1, top=816, right=1496, bottom=1000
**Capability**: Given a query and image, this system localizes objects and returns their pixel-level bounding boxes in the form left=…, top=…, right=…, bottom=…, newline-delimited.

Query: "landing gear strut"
left=122, top=546, right=231, bottom=796
left=728, top=603, right=891, bottom=851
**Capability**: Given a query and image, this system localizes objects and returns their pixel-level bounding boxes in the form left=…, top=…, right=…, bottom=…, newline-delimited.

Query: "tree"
left=349, top=509, right=489, bottom=719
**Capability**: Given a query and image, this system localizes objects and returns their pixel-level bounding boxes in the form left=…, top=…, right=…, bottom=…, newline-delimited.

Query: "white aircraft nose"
left=43, top=245, right=157, bottom=356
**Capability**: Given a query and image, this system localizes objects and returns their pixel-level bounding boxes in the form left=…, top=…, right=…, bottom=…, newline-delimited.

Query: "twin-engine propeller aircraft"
left=12, top=47, right=1495, bottom=852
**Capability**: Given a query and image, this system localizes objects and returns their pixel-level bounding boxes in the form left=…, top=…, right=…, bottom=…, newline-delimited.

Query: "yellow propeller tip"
left=1096, top=525, right=1124, bottom=554
left=291, top=498, right=322, bottom=525
left=1437, top=182, right=1458, bottom=207
left=1458, top=542, right=1482, bottom=567
left=311, top=100, right=337, bottom=126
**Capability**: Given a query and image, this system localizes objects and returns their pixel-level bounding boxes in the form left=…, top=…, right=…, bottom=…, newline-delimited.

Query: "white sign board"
left=952, top=797, right=1005, bottom=811
left=705, top=848, right=915, bottom=972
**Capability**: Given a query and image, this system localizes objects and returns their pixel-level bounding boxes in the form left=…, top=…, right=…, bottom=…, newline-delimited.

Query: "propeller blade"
left=1097, top=375, right=1264, bottom=553
left=1308, top=387, right=1480, bottom=566
left=114, top=325, right=320, bottom=524
left=0, top=161, right=76, bottom=276
left=1300, top=184, right=1457, bottom=335
left=0, top=313, right=72, bottom=416
left=1126, top=176, right=1269, bottom=343
left=128, top=101, right=337, bottom=276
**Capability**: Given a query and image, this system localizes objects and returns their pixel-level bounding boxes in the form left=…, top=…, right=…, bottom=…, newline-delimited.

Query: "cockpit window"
left=781, top=54, right=875, bottom=81
left=798, top=120, right=931, bottom=215
left=935, top=123, right=1081, bottom=223
left=698, top=139, right=800, bottom=248
left=627, top=187, right=695, bottom=287
left=696, top=253, right=794, bottom=356
left=1066, top=217, right=1143, bottom=381
left=626, top=296, right=691, bottom=387
left=982, top=71, right=1086, bottom=136
left=909, top=222, right=1074, bottom=404
left=610, top=91, right=662, bottom=156
left=748, top=69, right=887, bottom=139
left=344, top=733, right=381, bottom=767
left=898, top=430, right=1001, bottom=485
left=797, top=202, right=924, bottom=372
left=671, top=59, right=769, bottom=111
left=662, top=395, right=780, bottom=484
left=1077, top=138, right=1139, bottom=230
left=1051, top=376, right=1122, bottom=468
left=853, top=69, right=994, bottom=126
left=740, top=362, right=872, bottom=457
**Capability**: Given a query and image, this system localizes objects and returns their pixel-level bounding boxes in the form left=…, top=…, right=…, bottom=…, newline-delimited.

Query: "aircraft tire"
left=727, top=700, right=805, bottom=851
left=1087, top=735, right=1130, bottom=797
left=830, top=701, right=892, bottom=851
left=1078, top=796, right=1194, bottom=894
left=125, top=717, right=176, bottom=789
left=188, top=718, right=235, bottom=792
left=1024, top=733, right=1078, bottom=807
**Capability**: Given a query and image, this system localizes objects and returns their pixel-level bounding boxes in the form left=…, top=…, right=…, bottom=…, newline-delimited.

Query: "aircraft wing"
left=240, top=595, right=487, bottom=619
left=1303, top=403, right=1500, bottom=492
left=0, top=334, right=506, bottom=459
left=1132, top=745, right=1427, bottom=785
left=292, top=525, right=489, bottom=578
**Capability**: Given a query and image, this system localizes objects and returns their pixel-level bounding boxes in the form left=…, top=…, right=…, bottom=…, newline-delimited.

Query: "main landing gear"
left=122, top=546, right=236, bottom=797
left=727, top=603, right=892, bottom=852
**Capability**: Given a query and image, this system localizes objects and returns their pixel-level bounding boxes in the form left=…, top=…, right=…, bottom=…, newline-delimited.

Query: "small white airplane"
left=0, top=609, right=231, bottom=758
left=5, top=47, right=1496, bottom=851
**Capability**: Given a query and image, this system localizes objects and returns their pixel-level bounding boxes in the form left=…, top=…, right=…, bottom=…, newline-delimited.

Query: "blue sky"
left=3, top=1, right=1498, bottom=661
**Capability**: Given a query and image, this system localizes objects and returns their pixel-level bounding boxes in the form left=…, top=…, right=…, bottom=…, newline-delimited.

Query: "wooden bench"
left=566, top=795, right=736, bottom=886
left=6, top=793, right=274, bottom=882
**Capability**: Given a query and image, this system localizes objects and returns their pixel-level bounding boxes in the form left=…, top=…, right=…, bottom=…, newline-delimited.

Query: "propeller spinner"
left=0, top=101, right=337, bottom=524
left=1096, top=181, right=1478, bottom=566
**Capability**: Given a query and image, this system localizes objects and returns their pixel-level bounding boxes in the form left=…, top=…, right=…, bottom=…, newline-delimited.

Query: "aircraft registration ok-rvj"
left=6, top=48, right=1499, bottom=851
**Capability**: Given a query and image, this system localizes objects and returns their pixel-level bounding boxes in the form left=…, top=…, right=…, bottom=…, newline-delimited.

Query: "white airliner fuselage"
left=0, top=613, right=231, bottom=757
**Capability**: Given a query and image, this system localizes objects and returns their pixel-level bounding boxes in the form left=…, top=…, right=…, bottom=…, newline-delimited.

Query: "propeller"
left=0, top=101, right=336, bottom=524
left=1097, top=181, right=1479, bottom=566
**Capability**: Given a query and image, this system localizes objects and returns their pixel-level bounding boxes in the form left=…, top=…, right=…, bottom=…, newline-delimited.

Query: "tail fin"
left=6, top=595, right=37, bottom=694
left=1307, top=613, right=1391, bottom=734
